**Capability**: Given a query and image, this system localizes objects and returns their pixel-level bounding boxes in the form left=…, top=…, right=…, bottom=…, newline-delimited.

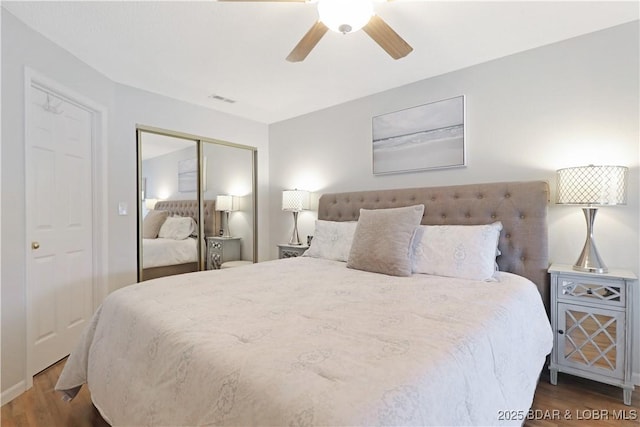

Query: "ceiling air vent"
left=208, top=94, right=236, bottom=104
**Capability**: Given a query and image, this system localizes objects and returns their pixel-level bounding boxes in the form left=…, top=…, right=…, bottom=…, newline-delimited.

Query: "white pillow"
left=303, top=220, right=358, bottom=262
left=413, top=222, right=502, bottom=281
left=158, top=216, right=196, bottom=240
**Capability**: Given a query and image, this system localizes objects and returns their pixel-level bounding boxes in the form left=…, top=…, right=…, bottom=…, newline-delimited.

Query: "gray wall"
left=113, top=84, right=269, bottom=285
left=1, top=10, right=115, bottom=399
left=269, top=22, right=639, bottom=380
left=1, top=10, right=269, bottom=400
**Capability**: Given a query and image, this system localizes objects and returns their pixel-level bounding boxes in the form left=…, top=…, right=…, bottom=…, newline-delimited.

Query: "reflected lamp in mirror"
left=216, top=195, right=235, bottom=237
left=145, top=198, right=158, bottom=211
left=282, top=189, right=310, bottom=245
left=556, top=165, right=627, bottom=274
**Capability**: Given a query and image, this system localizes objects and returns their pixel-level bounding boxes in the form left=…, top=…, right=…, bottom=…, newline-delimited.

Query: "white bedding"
left=56, top=257, right=552, bottom=426
left=142, top=237, right=197, bottom=268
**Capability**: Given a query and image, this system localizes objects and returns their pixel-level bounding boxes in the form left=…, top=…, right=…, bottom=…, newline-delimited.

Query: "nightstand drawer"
left=556, top=274, right=626, bottom=308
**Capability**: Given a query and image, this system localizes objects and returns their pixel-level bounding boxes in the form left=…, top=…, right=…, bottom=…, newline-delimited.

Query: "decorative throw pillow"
left=413, top=222, right=503, bottom=281
left=142, top=209, right=169, bottom=239
left=303, top=220, right=357, bottom=262
left=158, top=216, right=196, bottom=240
left=347, top=204, right=425, bottom=277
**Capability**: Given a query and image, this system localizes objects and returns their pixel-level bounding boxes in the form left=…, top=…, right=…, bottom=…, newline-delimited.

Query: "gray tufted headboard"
left=154, top=199, right=221, bottom=237
left=318, top=181, right=550, bottom=312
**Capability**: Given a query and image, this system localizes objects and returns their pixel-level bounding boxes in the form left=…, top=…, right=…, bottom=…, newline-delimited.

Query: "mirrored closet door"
left=137, top=127, right=257, bottom=281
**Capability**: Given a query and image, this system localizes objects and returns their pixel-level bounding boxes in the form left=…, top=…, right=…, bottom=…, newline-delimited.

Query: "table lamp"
left=216, top=195, right=235, bottom=238
left=282, top=189, right=310, bottom=245
left=556, top=165, right=627, bottom=273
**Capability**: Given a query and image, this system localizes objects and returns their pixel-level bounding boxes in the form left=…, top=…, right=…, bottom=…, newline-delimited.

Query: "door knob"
left=31, top=242, right=40, bottom=250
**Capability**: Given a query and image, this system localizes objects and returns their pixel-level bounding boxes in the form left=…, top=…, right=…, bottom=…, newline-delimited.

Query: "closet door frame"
left=136, top=125, right=257, bottom=282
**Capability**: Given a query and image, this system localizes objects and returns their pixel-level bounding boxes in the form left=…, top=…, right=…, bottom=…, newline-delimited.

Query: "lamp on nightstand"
left=556, top=165, right=627, bottom=274
left=282, top=189, right=310, bottom=245
left=216, top=195, right=235, bottom=238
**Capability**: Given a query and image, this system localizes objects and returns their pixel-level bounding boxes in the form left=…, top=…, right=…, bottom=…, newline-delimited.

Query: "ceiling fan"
left=218, top=0, right=413, bottom=62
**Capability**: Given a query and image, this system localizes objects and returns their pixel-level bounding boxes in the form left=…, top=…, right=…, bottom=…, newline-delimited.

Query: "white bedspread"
left=142, top=237, right=197, bottom=268
left=56, top=257, right=552, bottom=426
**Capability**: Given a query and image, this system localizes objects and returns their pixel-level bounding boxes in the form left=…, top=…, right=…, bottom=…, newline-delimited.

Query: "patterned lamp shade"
left=215, top=195, right=234, bottom=212
left=556, top=165, right=627, bottom=206
left=282, top=190, right=310, bottom=212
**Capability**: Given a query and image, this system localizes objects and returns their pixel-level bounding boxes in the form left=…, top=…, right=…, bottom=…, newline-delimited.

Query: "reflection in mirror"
left=202, top=141, right=255, bottom=268
left=138, top=128, right=257, bottom=282
left=139, top=131, right=201, bottom=281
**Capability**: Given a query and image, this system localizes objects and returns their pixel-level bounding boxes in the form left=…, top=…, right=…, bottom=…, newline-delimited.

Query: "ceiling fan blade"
left=286, top=21, right=329, bottom=62
left=362, top=15, right=413, bottom=60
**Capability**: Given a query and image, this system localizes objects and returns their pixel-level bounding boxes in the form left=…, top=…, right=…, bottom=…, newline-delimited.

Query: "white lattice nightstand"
left=278, top=244, right=308, bottom=259
left=548, top=263, right=636, bottom=405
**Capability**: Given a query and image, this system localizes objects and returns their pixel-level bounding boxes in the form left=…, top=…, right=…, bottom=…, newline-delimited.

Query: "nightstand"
left=278, top=244, right=309, bottom=259
left=206, top=237, right=241, bottom=270
left=548, top=263, right=636, bottom=405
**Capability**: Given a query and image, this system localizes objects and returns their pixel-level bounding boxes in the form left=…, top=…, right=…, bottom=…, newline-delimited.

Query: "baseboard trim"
left=1, top=380, right=26, bottom=406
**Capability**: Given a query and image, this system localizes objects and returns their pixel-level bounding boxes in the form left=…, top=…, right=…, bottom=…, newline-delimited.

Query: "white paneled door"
left=26, top=85, right=94, bottom=376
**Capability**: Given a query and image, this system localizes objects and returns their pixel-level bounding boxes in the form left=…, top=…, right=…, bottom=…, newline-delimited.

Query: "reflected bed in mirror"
left=141, top=200, right=220, bottom=281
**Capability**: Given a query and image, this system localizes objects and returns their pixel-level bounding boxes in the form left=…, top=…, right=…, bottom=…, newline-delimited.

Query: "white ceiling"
left=3, top=1, right=638, bottom=124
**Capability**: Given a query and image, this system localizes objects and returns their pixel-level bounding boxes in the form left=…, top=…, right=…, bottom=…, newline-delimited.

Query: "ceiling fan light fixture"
left=317, top=0, right=374, bottom=34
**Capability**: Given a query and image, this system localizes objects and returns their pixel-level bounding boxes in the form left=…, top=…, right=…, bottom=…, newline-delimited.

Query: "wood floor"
left=1, top=359, right=108, bottom=427
left=527, top=371, right=638, bottom=427
left=2, top=360, right=638, bottom=426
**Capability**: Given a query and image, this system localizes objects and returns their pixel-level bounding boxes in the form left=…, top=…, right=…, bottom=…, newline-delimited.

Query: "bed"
left=141, top=199, right=220, bottom=280
left=58, top=181, right=553, bottom=426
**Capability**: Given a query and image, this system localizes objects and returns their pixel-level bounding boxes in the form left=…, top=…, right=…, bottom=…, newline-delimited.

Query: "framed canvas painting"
left=178, top=158, right=197, bottom=192
left=372, top=95, right=466, bottom=175
left=178, top=157, right=207, bottom=193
